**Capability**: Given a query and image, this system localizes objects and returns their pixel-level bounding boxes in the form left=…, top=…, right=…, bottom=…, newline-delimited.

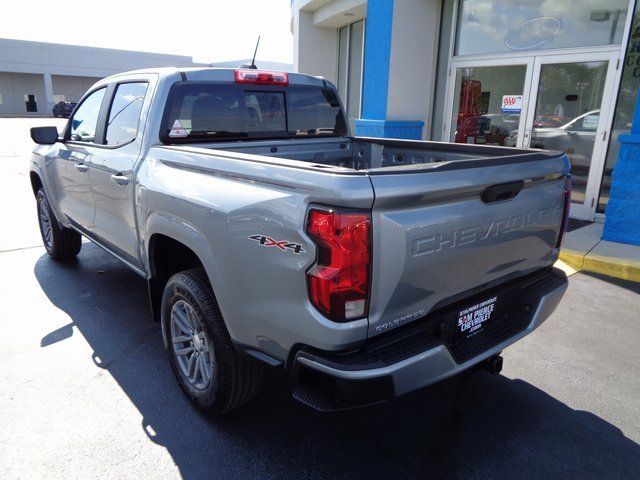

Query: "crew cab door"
left=52, top=87, right=107, bottom=228
left=89, top=80, right=151, bottom=267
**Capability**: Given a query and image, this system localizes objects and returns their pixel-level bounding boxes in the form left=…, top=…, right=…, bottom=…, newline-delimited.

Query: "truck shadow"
left=34, top=244, right=640, bottom=480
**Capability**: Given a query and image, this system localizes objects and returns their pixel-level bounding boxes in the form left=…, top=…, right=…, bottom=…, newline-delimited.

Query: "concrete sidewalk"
left=559, top=222, right=640, bottom=282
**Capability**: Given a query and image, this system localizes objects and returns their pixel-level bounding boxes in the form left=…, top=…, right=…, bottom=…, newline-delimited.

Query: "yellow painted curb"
left=559, top=248, right=640, bottom=282
left=582, top=254, right=640, bottom=283
left=554, top=259, right=578, bottom=277
left=558, top=249, right=585, bottom=270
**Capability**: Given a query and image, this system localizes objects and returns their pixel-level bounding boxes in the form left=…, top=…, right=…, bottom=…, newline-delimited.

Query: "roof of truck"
left=102, top=67, right=330, bottom=87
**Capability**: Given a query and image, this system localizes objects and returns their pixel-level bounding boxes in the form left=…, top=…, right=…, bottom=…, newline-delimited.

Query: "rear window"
left=160, top=82, right=347, bottom=143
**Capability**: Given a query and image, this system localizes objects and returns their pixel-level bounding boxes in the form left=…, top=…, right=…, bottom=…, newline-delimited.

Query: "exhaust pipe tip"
left=483, top=354, right=503, bottom=375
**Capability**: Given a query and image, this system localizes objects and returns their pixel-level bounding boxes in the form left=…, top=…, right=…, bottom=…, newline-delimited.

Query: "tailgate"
left=366, top=153, right=569, bottom=338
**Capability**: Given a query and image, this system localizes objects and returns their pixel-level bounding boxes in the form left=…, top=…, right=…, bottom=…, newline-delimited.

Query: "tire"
left=36, top=188, right=82, bottom=260
left=161, top=267, right=262, bottom=415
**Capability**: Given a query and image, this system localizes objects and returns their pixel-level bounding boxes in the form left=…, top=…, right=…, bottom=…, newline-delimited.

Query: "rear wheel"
left=36, top=188, right=82, bottom=259
left=161, top=268, right=262, bottom=415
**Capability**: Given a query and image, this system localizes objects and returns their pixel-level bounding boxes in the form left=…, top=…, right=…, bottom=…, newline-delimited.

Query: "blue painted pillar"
left=602, top=87, right=640, bottom=245
left=354, top=0, right=424, bottom=139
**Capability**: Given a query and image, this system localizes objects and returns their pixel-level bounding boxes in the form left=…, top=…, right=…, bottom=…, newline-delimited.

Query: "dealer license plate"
left=456, top=296, right=498, bottom=340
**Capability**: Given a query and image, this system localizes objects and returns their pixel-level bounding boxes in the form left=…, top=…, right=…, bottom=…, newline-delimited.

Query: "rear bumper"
left=292, top=268, right=568, bottom=410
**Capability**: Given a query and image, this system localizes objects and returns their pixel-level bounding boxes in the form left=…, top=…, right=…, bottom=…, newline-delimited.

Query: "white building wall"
left=0, top=38, right=203, bottom=115
left=386, top=0, right=441, bottom=133
left=0, top=73, right=17, bottom=114
left=292, top=0, right=366, bottom=83
left=0, top=38, right=290, bottom=115
left=293, top=9, right=338, bottom=82
left=51, top=75, right=103, bottom=103
left=292, top=0, right=440, bottom=138
left=0, top=38, right=201, bottom=79
left=0, top=72, right=46, bottom=115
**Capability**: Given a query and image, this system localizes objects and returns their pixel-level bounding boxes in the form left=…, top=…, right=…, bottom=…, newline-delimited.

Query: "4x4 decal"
left=249, top=235, right=305, bottom=254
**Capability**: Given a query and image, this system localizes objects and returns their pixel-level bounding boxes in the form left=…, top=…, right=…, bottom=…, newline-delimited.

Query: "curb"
left=559, top=248, right=640, bottom=283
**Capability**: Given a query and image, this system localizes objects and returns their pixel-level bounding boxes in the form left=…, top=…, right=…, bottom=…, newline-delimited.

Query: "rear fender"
left=144, top=212, right=229, bottom=337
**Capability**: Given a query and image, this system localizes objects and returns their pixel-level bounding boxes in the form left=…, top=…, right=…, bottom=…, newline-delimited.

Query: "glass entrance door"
left=523, top=52, right=619, bottom=220
left=447, top=59, right=534, bottom=148
left=446, top=52, right=619, bottom=220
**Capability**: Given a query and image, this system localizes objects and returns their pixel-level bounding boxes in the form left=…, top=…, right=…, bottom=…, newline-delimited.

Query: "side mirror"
left=30, top=126, right=60, bottom=145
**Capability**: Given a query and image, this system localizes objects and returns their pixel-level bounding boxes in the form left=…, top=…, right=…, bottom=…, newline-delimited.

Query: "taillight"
left=306, top=208, right=371, bottom=322
left=556, top=176, right=572, bottom=249
left=234, top=69, right=289, bottom=86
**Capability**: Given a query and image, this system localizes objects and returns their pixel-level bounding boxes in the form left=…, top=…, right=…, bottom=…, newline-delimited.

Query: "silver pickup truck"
left=29, top=67, right=570, bottom=414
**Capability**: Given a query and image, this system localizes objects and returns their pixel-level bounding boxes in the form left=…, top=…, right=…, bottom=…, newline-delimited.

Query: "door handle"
left=110, top=173, right=130, bottom=186
left=74, top=163, right=89, bottom=173
left=481, top=181, right=525, bottom=204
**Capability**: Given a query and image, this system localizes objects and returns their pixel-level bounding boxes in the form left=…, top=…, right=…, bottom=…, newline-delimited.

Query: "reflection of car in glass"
left=456, top=113, right=520, bottom=146
left=530, top=110, right=601, bottom=172
left=479, top=114, right=520, bottom=146
left=69, top=118, right=96, bottom=142
left=52, top=101, right=77, bottom=118
left=533, top=114, right=566, bottom=128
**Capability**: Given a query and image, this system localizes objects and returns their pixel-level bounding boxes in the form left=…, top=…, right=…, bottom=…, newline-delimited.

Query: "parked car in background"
left=530, top=110, right=601, bottom=173
left=455, top=112, right=520, bottom=146
left=52, top=101, right=77, bottom=118
left=533, top=114, right=567, bottom=128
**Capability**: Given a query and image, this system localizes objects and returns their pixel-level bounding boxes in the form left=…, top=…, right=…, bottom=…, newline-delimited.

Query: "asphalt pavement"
left=1, top=118, right=639, bottom=480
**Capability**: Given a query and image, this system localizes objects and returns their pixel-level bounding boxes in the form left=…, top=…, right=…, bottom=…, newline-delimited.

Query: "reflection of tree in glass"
left=535, top=63, right=607, bottom=121
left=108, top=96, right=144, bottom=126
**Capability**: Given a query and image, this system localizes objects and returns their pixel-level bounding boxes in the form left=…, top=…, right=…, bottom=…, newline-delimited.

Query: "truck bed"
left=160, top=136, right=555, bottom=172
left=151, top=137, right=568, bottom=341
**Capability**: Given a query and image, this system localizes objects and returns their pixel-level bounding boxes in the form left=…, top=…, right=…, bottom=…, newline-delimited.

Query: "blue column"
left=602, top=87, right=640, bottom=245
left=353, top=0, right=424, bottom=139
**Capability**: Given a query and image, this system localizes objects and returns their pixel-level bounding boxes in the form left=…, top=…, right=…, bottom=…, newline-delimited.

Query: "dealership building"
left=0, top=38, right=292, bottom=117
left=292, top=0, right=640, bottom=231
left=0, top=38, right=208, bottom=117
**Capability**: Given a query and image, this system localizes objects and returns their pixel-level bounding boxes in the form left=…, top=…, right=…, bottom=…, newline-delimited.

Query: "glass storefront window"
left=528, top=62, right=608, bottom=206
left=337, top=19, right=364, bottom=133
left=598, top=3, right=640, bottom=213
left=456, top=0, right=628, bottom=56
left=450, top=65, right=526, bottom=146
left=337, top=26, right=349, bottom=106
left=431, top=0, right=456, bottom=140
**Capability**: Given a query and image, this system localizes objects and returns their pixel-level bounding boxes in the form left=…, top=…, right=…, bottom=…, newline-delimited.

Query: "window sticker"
left=501, top=95, right=523, bottom=113
left=582, top=114, right=599, bottom=130
left=168, top=119, right=188, bottom=138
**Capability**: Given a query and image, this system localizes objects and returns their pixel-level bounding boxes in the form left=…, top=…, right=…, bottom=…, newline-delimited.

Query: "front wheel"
left=36, top=188, right=82, bottom=259
left=161, top=268, right=262, bottom=415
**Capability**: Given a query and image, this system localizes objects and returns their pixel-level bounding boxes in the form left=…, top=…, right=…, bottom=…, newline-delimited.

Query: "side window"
left=105, top=82, right=148, bottom=146
left=69, top=88, right=106, bottom=142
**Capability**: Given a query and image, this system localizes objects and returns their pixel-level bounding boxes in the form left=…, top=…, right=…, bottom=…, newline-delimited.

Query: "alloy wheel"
left=170, top=299, right=215, bottom=390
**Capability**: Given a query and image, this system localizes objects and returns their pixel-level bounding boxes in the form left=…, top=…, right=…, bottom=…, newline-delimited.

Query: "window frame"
left=103, top=80, right=150, bottom=148
left=64, top=86, right=108, bottom=145
left=64, top=75, right=155, bottom=150
left=336, top=18, right=366, bottom=123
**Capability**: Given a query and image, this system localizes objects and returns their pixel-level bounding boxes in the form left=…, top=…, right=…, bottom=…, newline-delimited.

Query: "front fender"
left=30, top=149, right=67, bottom=227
